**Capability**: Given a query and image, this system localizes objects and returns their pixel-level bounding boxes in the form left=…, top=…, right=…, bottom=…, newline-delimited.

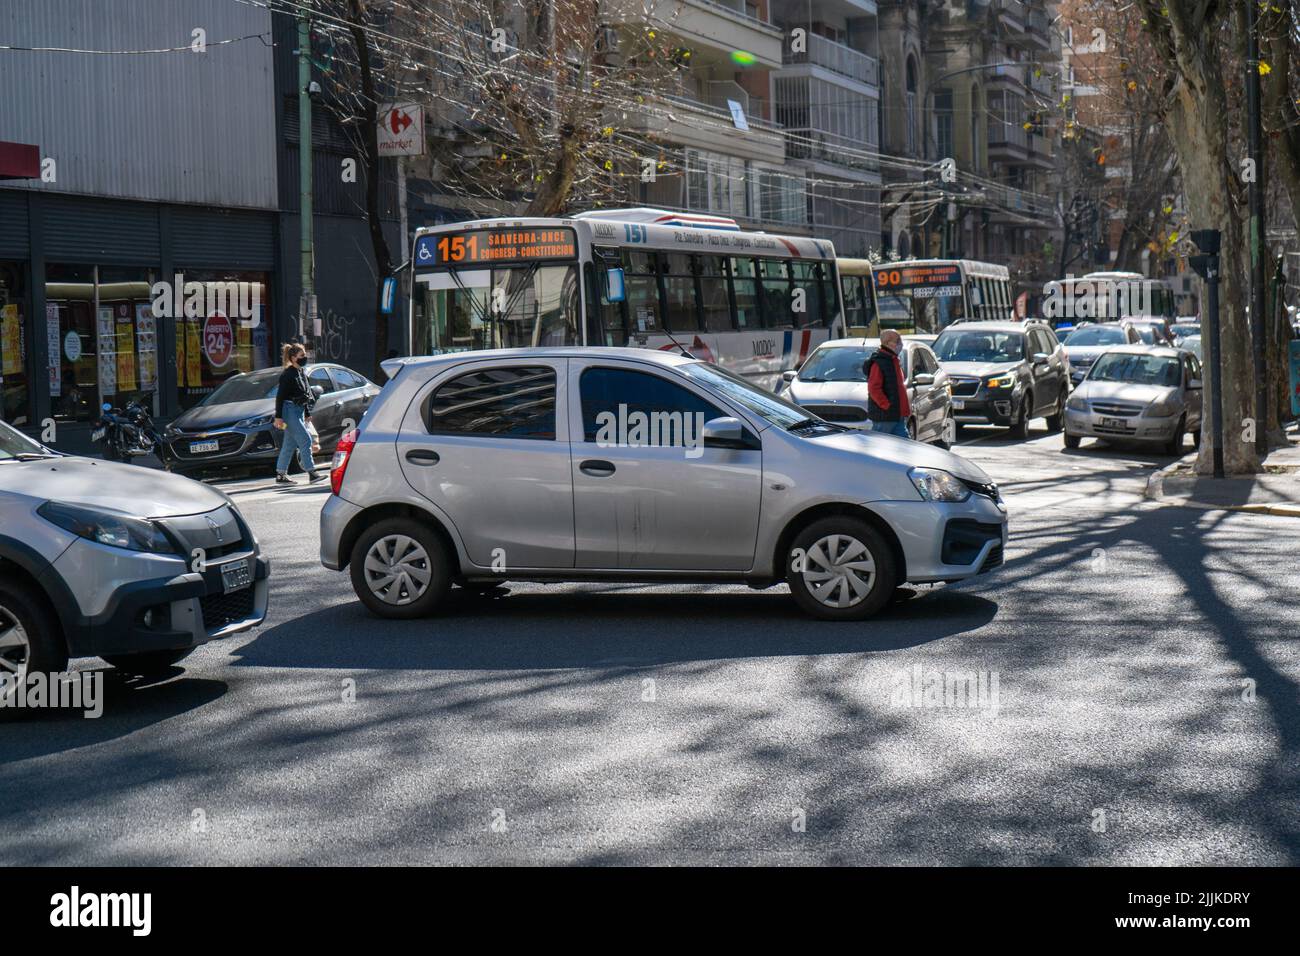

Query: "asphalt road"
left=2, top=423, right=1298, bottom=865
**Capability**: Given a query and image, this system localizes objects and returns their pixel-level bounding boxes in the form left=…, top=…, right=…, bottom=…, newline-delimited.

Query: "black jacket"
left=275, top=364, right=315, bottom=419
left=864, top=347, right=904, bottom=422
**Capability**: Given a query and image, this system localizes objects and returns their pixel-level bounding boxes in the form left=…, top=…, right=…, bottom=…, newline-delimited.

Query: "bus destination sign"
left=873, top=263, right=962, bottom=289
left=415, top=227, right=577, bottom=267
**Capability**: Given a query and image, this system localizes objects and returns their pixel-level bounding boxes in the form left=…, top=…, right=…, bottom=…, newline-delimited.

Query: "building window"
left=934, top=90, right=954, bottom=160
left=0, top=261, right=30, bottom=426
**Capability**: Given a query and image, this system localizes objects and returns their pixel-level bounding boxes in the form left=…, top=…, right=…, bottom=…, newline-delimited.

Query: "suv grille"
left=950, top=378, right=981, bottom=397
left=200, top=588, right=256, bottom=631
left=803, top=403, right=868, bottom=423
left=959, top=477, right=1002, bottom=503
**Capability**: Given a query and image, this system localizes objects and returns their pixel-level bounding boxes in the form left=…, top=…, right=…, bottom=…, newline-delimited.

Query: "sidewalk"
left=1145, top=426, right=1300, bottom=517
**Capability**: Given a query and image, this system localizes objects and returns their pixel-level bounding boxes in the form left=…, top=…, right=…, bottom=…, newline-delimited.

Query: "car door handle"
left=405, top=448, right=440, bottom=466
left=580, top=459, right=616, bottom=477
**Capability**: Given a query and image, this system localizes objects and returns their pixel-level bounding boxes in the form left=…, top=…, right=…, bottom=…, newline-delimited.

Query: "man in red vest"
left=865, top=329, right=912, bottom=439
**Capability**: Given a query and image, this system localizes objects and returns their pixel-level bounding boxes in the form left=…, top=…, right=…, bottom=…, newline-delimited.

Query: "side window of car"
left=425, top=365, right=557, bottom=439
left=309, top=367, right=337, bottom=394
left=331, top=367, right=366, bottom=390
left=579, top=366, right=727, bottom=444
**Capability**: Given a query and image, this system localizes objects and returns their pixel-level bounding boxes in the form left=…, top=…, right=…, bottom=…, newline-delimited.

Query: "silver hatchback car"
left=320, top=349, right=1008, bottom=621
left=1063, top=345, right=1203, bottom=455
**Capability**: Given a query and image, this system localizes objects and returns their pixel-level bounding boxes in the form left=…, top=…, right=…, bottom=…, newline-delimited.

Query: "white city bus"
left=408, top=208, right=844, bottom=391
left=871, top=259, right=1013, bottom=333
left=1044, top=271, right=1177, bottom=325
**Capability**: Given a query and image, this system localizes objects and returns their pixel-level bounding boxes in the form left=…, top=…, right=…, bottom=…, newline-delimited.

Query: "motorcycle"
left=92, top=393, right=162, bottom=463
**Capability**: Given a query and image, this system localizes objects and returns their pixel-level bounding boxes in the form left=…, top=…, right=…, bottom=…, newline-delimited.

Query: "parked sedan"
left=780, top=337, right=954, bottom=444
left=1063, top=346, right=1202, bottom=455
left=0, top=419, right=268, bottom=680
left=1061, top=321, right=1143, bottom=384
left=321, top=348, right=1007, bottom=622
left=160, top=363, right=380, bottom=476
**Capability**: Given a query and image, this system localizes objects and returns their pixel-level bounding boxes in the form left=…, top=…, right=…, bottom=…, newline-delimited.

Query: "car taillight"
left=331, top=428, right=359, bottom=496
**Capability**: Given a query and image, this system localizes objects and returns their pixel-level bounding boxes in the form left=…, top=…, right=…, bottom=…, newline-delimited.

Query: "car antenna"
left=659, top=324, right=695, bottom=359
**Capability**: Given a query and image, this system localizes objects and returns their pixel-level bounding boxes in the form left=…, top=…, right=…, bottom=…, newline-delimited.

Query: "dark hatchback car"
left=932, top=320, right=1070, bottom=438
left=160, top=363, right=381, bottom=477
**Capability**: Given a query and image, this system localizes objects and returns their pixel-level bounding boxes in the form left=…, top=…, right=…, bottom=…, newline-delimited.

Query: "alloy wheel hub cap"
left=0, top=604, right=31, bottom=687
left=801, top=534, right=876, bottom=608
left=364, top=535, right=431, bottom=605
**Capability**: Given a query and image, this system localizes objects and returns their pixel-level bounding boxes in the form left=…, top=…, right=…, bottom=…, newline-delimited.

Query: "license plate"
left=951, top=399, right=965, bottom=409
left=190, top=439, right=220, bottom=454
left=1100, top=417, right=1127, bottom=429
left=91, top=428, right=105, bottom=441
left=220, top=559, right=252, bottom=594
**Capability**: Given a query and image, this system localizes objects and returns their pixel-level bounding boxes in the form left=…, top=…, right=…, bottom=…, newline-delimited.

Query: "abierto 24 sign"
left=377, top=104, right=424, bottom=157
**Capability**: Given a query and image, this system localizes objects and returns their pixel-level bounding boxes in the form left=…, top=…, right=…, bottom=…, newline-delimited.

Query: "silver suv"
left=320, top=349, right=1007, bottom=621
left=0, top=420, right=268, bottom=682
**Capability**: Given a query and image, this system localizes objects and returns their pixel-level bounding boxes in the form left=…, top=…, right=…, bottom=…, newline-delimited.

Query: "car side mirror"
left=781, top=369, right=797, bottom=383
left=311, top=385, right=325, bottom=398
left=1187, top=378, right=1202, bottom=390
left=701, top=416, right=746, bottom=448
left=1032, top=352, right=1050, bottom=365
left=912, top=372, right=935, bottom=386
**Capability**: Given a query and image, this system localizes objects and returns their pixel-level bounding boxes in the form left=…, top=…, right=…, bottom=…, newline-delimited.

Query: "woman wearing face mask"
left=273, top=342, right=325, bottom=484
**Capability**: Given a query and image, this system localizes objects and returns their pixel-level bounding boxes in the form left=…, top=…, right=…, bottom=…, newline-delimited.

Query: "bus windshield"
left=413, top=262, right=581, bottom=353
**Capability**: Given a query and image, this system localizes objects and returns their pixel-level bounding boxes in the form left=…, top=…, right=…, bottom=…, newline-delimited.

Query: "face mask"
left=296, top=356, right=308, bottom=367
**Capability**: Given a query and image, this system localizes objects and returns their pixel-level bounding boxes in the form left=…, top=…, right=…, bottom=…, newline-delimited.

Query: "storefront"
left=0, top=189, right=280, bottom=445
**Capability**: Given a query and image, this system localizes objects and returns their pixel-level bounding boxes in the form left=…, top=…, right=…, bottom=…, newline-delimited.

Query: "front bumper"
left=868, top=491, right=1008, bottom=584
left=1064, top=407, right=1179, bottom=442
left=949, top=389, right=1017, bottom=426
left=160, top=425, right=284, bottom=470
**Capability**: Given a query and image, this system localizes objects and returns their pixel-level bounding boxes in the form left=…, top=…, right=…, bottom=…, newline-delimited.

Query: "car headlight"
left=908, top=467, right=972, bottom=503
left=1144, top=400, right=1178, bottom=418
left=1067, top=395, right=1088, bottom=412
left=236, top=413, right=274, bottom=429
left=37, top=501, right=178, bottom=554
left=985, top=375, right=1015, bottom=390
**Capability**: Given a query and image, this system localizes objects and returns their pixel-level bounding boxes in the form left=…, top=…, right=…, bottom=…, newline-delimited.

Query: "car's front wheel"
left=0, top=580, right=66, bottom=693
left=1063, top=431, right=1081, bottom=450
left=350, top=518, right=452, bottom=619
left=1009, top=394, right=1032, bottom=439
left=786, top=517, right=898, bottom=621
left=1164, top=416, right=1186, bottom=456
left=103, top=649, right=192, bottom=676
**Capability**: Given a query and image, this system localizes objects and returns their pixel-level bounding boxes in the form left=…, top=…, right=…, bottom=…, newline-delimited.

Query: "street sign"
left=378, top=104, right=424, bottom=157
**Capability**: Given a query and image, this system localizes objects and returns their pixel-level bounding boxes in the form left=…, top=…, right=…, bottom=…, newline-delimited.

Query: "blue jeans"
left=276, top=401, right=315, bottom=474
left=869, top=419, right=911, bottom=439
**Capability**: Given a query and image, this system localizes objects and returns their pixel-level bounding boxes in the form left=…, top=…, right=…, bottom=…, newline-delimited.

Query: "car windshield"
left=0, top=419, right=53, bottom=460
left=1088, top=353, right=1181, bottom=386
left=933, top=330, right=1025, bottom=363
left=201, top=371, right=279, bottom=405
left=1064, top=326, right=1126, bottom=346
left=680, top=362, right=809, bottom=430
left=1182, top=336, right=1202, bottom=359
left=798, top=346, right=906, bottom=382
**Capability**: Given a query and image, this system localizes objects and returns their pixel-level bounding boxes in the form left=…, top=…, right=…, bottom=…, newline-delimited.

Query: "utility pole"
left=297, top=12, right=316, bottom=344
left=1246, top=0, right=1267, bottom=458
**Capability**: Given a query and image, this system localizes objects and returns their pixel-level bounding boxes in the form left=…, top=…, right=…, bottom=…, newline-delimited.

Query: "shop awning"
left=0, top=141, right=40, bottom=180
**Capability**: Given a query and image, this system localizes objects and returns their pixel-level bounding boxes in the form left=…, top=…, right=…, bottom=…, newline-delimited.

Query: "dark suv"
left=932, top=320, right=1070, bottom=438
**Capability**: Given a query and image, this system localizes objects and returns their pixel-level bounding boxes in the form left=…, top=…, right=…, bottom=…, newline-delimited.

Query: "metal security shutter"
left=0, top=189, right=30, bottom=259
left=43, top=195, right=160, bottom=264
left=173, top=207, right=275, bottom=269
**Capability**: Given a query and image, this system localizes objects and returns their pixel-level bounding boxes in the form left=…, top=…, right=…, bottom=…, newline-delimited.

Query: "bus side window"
left=660, top=252, right=700, bottom=333
left=731, top=257, right=762, bottom=330
left=759, top=259, right=794, bottom=330
left=623, top=250, right=661, bottom=335
left=842, top=275, right=864, bottom=330
left=698, top=254, right=733, bottom=332
left=791, top=261, right=825, bottom=328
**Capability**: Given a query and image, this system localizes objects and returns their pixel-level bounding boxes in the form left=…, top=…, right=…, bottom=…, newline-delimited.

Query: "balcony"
left=1027, top=132, right=1054, bottom=168
left=1026, top=6, right=1052, bottom=49
left=987, top=63, right=1027, bottom=92
left=627, top=91, right=786, bottom=163
left=995, top=0, right=1027, bottom=31
left=783, top=127, right=881, bottom=176
left=676, top=0, right=784, bottom=68
left=981, top=181, right=1055, bottom=222
left=782, top=33, right=879, bottom=89
left=987, top=121, right=1029, bottom=161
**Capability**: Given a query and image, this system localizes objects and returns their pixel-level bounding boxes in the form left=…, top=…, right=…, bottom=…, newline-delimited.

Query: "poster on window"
left=46, top=304, right=61, bottom=397
left=185, top=317, right=202, bottom=388
left=98, top=307, right=117, bottom=395
left=135, top=303, right=157, bottom=391
left=1, top=304, right=19, bottom=376
left=114, top=306, right=136, bottom=393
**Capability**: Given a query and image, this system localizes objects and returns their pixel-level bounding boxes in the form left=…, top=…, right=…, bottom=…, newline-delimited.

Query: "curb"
left=1144, top=453, right=1300, bottom=517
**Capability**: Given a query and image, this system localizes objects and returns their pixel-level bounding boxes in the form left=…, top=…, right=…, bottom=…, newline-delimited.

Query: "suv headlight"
left=985, top=374, right=1015, bottom=390
left=1144, top=399, right=1178, bottom=418
left=236, top=413, right=274, bottom=429
left=37, top=501, right=178, bottom=554
left=908, top=467, right=972, bottom=502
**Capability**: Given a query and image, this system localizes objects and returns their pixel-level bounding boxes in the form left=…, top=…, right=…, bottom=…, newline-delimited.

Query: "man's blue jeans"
left=276, top=401, right=315, bottom=474
left=869, top=419, right=911, bottom=439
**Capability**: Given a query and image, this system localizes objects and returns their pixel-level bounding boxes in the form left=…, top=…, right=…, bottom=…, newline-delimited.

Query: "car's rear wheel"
left=0, top=581, right=66, bottom=695
left=350, top=518, right=452, bottom=619
left=1045, top=389, right=1067, bottom=432
left=1009, top=394, right=1031, bottom=439
left=786, top=517, right=898, bottom=621
left=103, top=649, right=192, bottom=676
